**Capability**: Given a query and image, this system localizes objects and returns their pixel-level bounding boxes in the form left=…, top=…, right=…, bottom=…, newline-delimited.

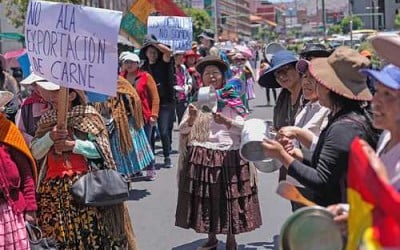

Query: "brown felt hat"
left=371, top=35, right=400, bottom=67
left=195, top=55, right=228, bottom=75
left=309, top=46, right=372, bottom=101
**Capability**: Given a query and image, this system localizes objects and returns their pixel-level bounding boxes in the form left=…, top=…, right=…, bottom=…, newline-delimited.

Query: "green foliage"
left=358, top=41, right=379, bottom=66
left=395, top=14, right=400, bottom=29
left=4, top=0, right=82, bottom=28
left=254, top=28, right=278, bottom=42
left=358, top=41, right=373, bottom=52
left=340, top=16, right=363, bottom=34
left=328, top=24, right=342, bottom=35
left=286, top=43, right=303, bottom=54
left=183, top=8, right=212, bottom=40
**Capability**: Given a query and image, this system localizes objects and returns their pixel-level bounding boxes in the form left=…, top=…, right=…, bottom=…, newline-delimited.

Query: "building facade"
left=383, top=0, right=400, bottom=30
left=202, top=0, right=251, bottom=41
left=351, top=0, right=400, bottom=30
left=250, top=0, right=277, bottom=23
left=218, top=0, right=251, bottom=41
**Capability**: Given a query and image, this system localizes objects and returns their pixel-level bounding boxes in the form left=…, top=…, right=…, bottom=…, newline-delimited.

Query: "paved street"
left=126, top=84, right=291, bottom=250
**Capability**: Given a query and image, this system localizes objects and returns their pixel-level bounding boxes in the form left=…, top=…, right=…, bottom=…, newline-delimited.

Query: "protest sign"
left=24, top=0, right=122, bottom=96
left=147, top=16, right=192, bottom=51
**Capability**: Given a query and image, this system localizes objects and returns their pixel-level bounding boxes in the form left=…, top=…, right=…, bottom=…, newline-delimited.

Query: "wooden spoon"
left=276, top=181, right=317, bottom=207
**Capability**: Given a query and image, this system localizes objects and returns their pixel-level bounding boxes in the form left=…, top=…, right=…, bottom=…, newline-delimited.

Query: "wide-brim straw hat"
left=195, top=55, right=228, bottom=75
left=371, top=35, right=400, bottom=67
left=309, top=46, right=372, bottom=101
left=0, top=91, right=14, bottom=108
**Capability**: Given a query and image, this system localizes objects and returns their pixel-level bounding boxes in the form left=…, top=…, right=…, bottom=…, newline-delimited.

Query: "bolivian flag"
left=120, top=0, right=186, bottom=45
left=347, top=137, right=400, bottom=250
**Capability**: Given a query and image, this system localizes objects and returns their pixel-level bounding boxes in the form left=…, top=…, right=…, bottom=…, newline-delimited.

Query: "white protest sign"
left=25, top=0, right=122, bottom=96
left=147, top=16, right=193, bottom=51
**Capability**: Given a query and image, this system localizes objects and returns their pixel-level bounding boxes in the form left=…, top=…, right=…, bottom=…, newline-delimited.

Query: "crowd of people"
left=0, top=23, right=400, bottom=249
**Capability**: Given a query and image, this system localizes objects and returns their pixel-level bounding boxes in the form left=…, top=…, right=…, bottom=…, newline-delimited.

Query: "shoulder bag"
left=71, top=143, right=129, bottom=207
left=26, top=223, right=58, bottom=250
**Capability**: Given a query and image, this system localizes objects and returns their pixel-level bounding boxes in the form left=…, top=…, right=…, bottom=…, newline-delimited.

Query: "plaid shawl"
left=35, top=105, right=116, bottom=169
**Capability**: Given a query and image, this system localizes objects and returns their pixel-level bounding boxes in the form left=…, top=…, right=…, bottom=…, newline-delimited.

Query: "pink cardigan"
left=0, top=145, right=37, bottom=213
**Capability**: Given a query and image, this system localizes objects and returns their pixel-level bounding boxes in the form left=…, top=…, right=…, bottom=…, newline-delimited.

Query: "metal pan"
left=280, top=206, right=343, bottom=250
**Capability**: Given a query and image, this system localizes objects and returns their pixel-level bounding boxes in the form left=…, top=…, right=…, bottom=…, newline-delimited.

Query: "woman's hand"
left=49, top=126, right=68, bottom=142
left=326, top=204, right=349, bottom=235
left=262, top=138, right=286, bottom=159
left=277, top=134, right=294, bottom=151
left=188, top=104, right=198, bottom=119
left=213, top=112, right=232, bottom=128
left=25, top=211, right=36, bottom=224
left=279, top=126, right=299, bottom=140
left=53, top=139, right=75, bottom=153
left=276, top=135, right=304, bottom=161
left=187, top=104, right=198, bottom=126
left=149, top=116, right=158, bottom=126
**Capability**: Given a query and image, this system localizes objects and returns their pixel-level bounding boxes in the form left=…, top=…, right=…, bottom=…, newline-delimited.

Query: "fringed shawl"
left=35, top=105, right=116, bottom=169
left=109, top=76, right=144, bottom=155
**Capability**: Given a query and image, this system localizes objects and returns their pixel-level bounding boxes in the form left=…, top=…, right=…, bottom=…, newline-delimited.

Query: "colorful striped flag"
left=120, top=0, right=186, bottom=45
left=347, top=137, right=400, bottom=250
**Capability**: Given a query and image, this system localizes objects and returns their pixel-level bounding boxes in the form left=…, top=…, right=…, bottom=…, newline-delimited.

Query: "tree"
left=395, top=13, right=400, bottom=29
left=183, top=8, right=212, bottom=40
left=4, top=0, right=84, bottom=28
left=328, top=24, right=342, bottom=35
left=340, top=16, right=364, bottom=34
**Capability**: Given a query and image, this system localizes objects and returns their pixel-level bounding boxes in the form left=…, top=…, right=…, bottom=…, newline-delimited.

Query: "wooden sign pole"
left=56, top=87, right=69, bottom=154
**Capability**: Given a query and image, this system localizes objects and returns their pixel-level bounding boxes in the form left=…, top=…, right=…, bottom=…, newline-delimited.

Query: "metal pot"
left=240, top=119, right=277, bottom=164
left=280, top=206, right=343, bottom=250
left=197, top=86, right=217, bottom=113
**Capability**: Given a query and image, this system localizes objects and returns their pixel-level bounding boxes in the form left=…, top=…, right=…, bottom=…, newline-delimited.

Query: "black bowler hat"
left=196, top=55, right=228, bottom=75
left=300, top=43, right=331, bottom=58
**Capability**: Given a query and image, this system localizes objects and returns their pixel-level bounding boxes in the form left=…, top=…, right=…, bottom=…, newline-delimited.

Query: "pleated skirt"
left=110, top=118, right=154, bottom=178
left=175, top=146, right=262, bottom=234
left=0, top=202, right=30, bottom=250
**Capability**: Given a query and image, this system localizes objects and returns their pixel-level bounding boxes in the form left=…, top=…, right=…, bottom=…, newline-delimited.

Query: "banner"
left=120, top=0, right=186, bottom=46
left=24, top=0, right=122, bottom=96
left=147, top=16, right=192, bottom=51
